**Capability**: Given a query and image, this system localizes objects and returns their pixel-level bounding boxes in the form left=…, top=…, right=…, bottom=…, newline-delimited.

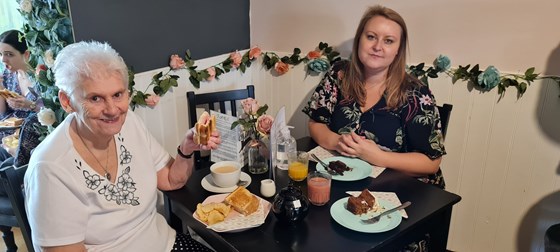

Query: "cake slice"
left=346, top=189, right=379, bottom=215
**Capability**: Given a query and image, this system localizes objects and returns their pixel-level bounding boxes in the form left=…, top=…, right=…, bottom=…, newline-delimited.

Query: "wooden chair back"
left=437, top=103, right=453, bottom=139
left=0, top=164, right=34, bottom=251
left=186, top=85, right=255, bottom=166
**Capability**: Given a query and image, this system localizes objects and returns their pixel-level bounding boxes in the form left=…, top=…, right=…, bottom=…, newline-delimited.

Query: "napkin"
left=307, top=146, right=386, bottom=178
left=345, top=191, right=408, bottom=218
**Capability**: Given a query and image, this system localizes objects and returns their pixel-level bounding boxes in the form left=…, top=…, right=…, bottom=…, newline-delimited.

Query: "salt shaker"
left=260, top=179, right=276, bottom=198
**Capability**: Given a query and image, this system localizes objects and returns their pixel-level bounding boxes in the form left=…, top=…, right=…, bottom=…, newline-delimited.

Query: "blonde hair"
left=342, top=5, right=420, bottom=109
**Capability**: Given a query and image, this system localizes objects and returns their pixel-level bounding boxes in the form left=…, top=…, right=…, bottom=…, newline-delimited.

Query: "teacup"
left=210, top=161, right=242, bottom=188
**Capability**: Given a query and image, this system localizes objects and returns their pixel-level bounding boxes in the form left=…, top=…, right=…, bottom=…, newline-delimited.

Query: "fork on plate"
left=361, top=201, right=411, bottom=224
left=310, top=153, right=338, bottom=175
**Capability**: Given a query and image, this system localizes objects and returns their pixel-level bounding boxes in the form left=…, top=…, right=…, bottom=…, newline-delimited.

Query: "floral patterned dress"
left=303, top=61, right=446, bottom=189
left=1, top=69, right=42, bottom=139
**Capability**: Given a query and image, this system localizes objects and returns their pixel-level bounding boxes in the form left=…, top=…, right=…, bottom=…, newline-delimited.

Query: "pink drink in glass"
left=307, top=171, right=331, bottom=206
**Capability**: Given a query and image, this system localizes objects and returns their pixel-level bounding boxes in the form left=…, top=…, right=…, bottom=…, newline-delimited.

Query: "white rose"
left=38, top=108, right=56, bottom=126
left=44, top=49, right=55, bottom=67
left=20, top=0, right=32, bottom=13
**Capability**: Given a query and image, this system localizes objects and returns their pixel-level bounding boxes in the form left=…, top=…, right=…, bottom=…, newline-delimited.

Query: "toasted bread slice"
left=194, top=111, right=217, bottom=145
left=224, top=186, right=260, bottom=216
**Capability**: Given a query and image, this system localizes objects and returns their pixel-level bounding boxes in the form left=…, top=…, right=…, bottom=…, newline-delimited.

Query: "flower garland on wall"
left=128, top=42, right=341, bottom=109
left=129, top=42, right=559, bottom=110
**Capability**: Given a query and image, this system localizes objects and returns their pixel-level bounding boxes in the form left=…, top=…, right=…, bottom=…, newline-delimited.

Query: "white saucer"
left=201, top=172, right=252, bottom=193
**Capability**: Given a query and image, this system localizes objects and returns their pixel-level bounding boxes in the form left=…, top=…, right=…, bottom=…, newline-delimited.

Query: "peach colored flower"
left=169, top=54, right=185, bottom=70
left=256, top=115, right=274, bottom=136
left=145, top=94, right=160, bottom=108
left=249, top=46, right=262, bottom=60
left=274, top=62, right=289, bottom=75
left=241, top=98, right=259, bottom=115
left=206, top=67, right=216, bottom=81
left=307, top=50, right=322, bottom=60
left=230, top=51, right=242, bottom=68
left=337, top=70, right=345, bottom=80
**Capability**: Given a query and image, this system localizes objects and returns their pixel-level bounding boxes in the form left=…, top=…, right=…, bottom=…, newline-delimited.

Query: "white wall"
left=133, top=1, right=560, bottom=251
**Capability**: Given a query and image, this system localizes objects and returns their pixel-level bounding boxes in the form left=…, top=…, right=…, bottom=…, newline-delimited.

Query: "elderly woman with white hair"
left=24, top=41, right=220, bottom=252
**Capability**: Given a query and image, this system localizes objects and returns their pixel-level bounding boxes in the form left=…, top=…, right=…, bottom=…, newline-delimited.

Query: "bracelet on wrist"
left=177, top=145, right=194, bottom=159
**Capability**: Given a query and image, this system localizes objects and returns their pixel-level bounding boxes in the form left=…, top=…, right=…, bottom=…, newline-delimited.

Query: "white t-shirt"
left=25, top=111, right=175, bottom=252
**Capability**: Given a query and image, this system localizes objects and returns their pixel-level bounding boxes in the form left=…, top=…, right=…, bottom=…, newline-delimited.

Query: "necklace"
left=75, top=123, right=112, bottom=181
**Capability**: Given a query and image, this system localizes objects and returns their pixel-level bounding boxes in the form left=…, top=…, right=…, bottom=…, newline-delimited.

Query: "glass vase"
left=248, top=138, right=269, bottom=174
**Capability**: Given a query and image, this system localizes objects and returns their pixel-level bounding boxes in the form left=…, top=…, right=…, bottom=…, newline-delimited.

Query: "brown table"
left=165, top=137, right=461, bottom=251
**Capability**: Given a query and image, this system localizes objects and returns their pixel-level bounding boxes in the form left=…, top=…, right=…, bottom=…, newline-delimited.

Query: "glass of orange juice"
left=288, top=151, right=309, bottom=181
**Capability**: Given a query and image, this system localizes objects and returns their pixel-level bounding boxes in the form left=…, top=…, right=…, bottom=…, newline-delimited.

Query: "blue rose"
left=434, top=55, right=451, bottom=72
left=308, top=58, right=330, bottom=73
left=477, top=66, right=501, bottom=90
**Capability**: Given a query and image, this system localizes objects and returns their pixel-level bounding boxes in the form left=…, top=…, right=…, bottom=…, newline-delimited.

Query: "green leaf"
left=231, top=121, right=240, bottom=129
left=152, top=72, right=163, bottom=82
left=293, top=48, right=301, bottom=55
left=189, top=76, right=200, bottom=89
left=240, top=64, right=246, bottom=73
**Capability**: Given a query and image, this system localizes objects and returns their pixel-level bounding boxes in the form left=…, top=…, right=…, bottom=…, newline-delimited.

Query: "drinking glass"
left=288, top=151, right=308, bottom=181
left=307, top=171, right=331, bottom=206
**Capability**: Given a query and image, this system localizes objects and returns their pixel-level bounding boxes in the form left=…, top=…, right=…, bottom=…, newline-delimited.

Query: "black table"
left=165, top=137, right=461, bottom=252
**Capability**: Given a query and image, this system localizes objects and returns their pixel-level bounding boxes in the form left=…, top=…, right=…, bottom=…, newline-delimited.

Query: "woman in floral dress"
left=0, top=30, right=42, bottom=139
left=303, top=5, right=446, bottom=189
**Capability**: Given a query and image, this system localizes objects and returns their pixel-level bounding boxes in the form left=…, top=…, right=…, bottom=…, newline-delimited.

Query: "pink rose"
left=241, top=98, right=259, bottom=115
left=249, top=46, right=262, bottom=60
left=307, top=50, right=322, bottom=60
left=35, top=64, right=48, bottom=76
left=145, top=94, right=160, bottom=108
left=256, top=114, right=274, bottom=136
left=169, top=54, right=186, bottom=70
left=274, top=62, right=289, bottom=75
left=206, top=67, right=216, bottom=81
left=230, top=51, right=242, bottom=68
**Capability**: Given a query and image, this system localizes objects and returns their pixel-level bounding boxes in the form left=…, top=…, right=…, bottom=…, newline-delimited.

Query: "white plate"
left=193, top=193, right=272, bottom=232
left=201, top=172, right=252, bottom=193
left=316, top=156, right=371, bottom=181
left=330, top=197, right=402, bottom=233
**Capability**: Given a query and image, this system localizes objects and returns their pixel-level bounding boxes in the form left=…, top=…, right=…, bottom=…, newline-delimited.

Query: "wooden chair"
left=437, top=103, right=453, bottom=139
left=186, top=85, right=255, bottom=167
left=0, top=165, right=33, bottom=252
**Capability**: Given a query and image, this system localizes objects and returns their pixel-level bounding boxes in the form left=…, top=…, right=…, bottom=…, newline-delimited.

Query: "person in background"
left=0, top=30, right=42, bottom=139
left=304, top=5, right=445, bottom=189
left=24, top=41, right=221, bottom=252
left=0, top=29, right=44, bottom=252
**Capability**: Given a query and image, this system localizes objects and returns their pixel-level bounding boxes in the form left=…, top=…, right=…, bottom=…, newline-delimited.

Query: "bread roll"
left=224, top=186, right=260, bottom=216
left=194, top=111, right=216, bottom=145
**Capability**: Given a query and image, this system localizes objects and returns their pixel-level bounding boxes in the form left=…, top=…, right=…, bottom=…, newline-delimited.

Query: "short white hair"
left=53, top=41, right=128, bottom=95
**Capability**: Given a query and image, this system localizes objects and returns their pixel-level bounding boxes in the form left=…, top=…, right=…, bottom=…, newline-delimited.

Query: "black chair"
left=0, top=165, right=33, bottom=252
left=437, top=103, right=453, bottom=139
left=186, top=85, right=255, bottom=167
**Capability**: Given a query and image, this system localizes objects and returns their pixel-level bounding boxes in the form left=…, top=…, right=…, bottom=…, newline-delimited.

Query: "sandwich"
left=224, top=186, right=260, bottom=216
left=0, top=89, right=22, bottom=99
left=194, top=111, right=216, bottom=145
left=0, top=117, right=24, bottom=127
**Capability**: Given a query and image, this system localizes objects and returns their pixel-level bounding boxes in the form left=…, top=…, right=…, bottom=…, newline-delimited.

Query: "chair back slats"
left=0, top=165, right=34, bottom=251
left=436, top=103, right=453, bottom=139
left=186, top=85, right=255, bottom=168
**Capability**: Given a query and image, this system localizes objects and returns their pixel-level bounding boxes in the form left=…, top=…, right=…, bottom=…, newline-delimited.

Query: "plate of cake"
left=330, top=189, right=402, bottom=233
left=315, top=156, right=371, bottom=181
left=193, top=186, right=272, bottom=233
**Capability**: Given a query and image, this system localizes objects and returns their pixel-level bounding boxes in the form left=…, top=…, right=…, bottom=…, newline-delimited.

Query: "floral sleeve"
left=302, top=61, right=345, bottom=124
left=402, top=86, right=446, bottom=159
